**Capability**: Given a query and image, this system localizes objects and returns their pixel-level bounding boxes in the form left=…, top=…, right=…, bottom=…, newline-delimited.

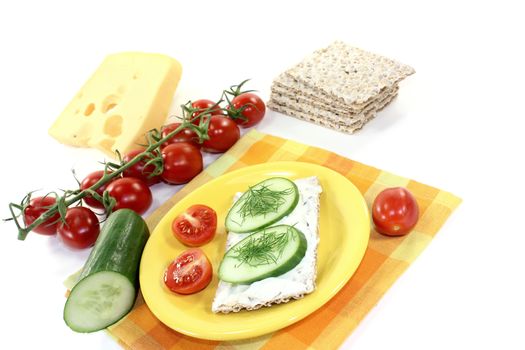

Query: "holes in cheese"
left=104, top=115, right=123, bottom=137
left=84, top=103, right=95, bottom=116
left=102, top=95, right=120, bottom=113
left=48, top=52, right=182, bottom=158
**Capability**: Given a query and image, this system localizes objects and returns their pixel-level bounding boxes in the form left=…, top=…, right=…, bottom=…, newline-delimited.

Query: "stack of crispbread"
left=268, top=41, right=415, bottom=133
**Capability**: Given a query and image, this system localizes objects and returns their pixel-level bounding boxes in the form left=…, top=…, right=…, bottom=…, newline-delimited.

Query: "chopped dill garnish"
left=237, top=185, right=293, bottom=221
left=231, top=227, right=294, bottom=267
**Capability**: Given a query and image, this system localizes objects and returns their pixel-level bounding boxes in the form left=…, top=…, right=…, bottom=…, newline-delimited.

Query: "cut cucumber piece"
left=225, top=177, right=299, bottom=233
left=63, top=271, right=136, bottom=332
left=218, top=224, right=307, bottom=284
left=64, top=209, right=149, bottom=333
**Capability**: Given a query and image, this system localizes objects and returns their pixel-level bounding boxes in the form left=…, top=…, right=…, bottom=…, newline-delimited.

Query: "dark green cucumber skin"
left=219, top=225, right=308, bottom=284
left=225, top=178, right=299, bottom=233
left=78, top=209, right=149, bottom=288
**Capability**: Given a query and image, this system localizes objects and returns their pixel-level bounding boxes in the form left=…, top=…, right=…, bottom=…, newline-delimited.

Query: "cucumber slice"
left=225, top=177, right=299, bottom=233
left=64, top=209, right=149, bottom=333
left=218, top=224, right=307, bottom=284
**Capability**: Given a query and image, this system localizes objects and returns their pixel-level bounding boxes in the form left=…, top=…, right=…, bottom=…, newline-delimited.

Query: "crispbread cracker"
left=286, top=41, right=414, bottom=106
left=267, top=101, right=368, bottom=134
left=271, top=81, right=397, bottom=114
left=268, top=91, right=398, bottom=134
left=271, top=85, right=398, bottom=117
left=272, top=73, right=386, bottom=112
left=212, top=177, right=322, bottom=314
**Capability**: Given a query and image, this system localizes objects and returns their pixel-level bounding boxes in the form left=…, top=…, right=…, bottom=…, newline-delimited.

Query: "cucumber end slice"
left=64, top=271, right=136, bottom=333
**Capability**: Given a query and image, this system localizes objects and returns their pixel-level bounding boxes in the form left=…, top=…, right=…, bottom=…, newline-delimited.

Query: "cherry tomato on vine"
left=191, top=99, right=224, bottom=125
left=106, top=177, right=152, bottom=215
left=228, top=92, right=266, bottom=128
left=172, top=205, right=217, bottom=246
left=202, top=115, right=240, bottom=153
left=161, top=123, right=201, bottom=149
left=123, top=149, right=161, bottom=186
left=372, top=187, right=419, bottom=236
left=81, top=170, right=116, bottom=209
left=23, top=196, right=61, bottom=235
left=161, top=143, right=203, bottom=184
left=164, top=248, right=213, bottom=295
left=57, top=207, right=100, bottom=249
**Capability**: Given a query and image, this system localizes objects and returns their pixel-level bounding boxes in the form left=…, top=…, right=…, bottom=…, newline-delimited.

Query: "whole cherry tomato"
left=80, top=170, right=116, bottom=209
left=228, top=92, right=266, bottom=128
left=161, top=143, right=203, bottom=185
left=123, top=149, right=162, bottom=186
left=191, top=99, right=224, bottom=125
left=372, top=187, right=419, bottom=236
left=106, top=177, right=152, bottom=215
left=160, top=123, right=201, bottom=149
left=57, top=207, right=100, bottom=249
left=23, top=196, right=61, bottom=235
left=202, top=115, right=240, bottom=153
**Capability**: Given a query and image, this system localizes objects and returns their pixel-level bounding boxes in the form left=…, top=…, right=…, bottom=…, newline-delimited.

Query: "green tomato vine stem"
left=8, top=79, right=254, bottom=242
left=11, top=121, right=191, bottom=241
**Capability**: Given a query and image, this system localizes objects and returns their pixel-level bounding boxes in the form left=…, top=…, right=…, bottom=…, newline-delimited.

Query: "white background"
left=1, top=1, right=524, bottom=349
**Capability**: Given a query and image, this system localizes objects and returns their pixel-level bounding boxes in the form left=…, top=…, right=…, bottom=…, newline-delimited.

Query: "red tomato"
left=191, top=99, right=224, bottom=125
left=229, top=92, right=266, bottom=128
left=372, top=187, right=419, bottom=236
left=164, top=248, right=213, bottom=295
left=160, top=123, right=201, bottom=149
left=172, top=205, right=217, bottom=246
left=57, top=207, right=100, bottom=249
left=161, top=143, right=203, bottom=184
left=23, top=196, right=61, bottom=235
left=81, top=170, right=116, bottom=209
left=123, top=149, right=161, bottom=186
left=202, top=116, right=240, bottom=153
left=106, top=177, right=152, bottom=215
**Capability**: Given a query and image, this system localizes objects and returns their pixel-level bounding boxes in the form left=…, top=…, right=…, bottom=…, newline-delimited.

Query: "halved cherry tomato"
left=106, top=177, right=152, bottom=215
left=81, top=170, right=116, bottom=209
left=228, top=92, right=266, bottom=128
left=172, top=205, right=217, bottom=246
left=57, top=207, right=100, bottom=249
left=160, top=123, right=201, bottom=149
left=164, top=248, right=213, bottom=295
left=191, top=99, right=224, bottom=125
left=372, top=187, right=419, bottom=236
left=161, top=143, right=203, bottom=184
left=123, top=149, right=162, bottom=186
left=23, top=196, right=61, bottom=235
left=202, top=115, right=240, bottom=153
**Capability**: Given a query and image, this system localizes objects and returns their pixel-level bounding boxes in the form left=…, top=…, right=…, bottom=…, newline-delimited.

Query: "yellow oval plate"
left=139, top=161, right=370, bottom=340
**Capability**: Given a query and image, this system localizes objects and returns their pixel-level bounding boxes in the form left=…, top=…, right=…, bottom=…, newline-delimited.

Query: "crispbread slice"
left=267, top=101, right=368, bottom=134
left=271, top=85, right=398, bottom=117
left=285, top=41, right=414, bottom=106
left=273, top=73, right=382, bottom=112
left=268, top=91, right=398, bottom=134
left=212, top=177, right=322, bottom=314
left=271, top=81, right=397, bottom=114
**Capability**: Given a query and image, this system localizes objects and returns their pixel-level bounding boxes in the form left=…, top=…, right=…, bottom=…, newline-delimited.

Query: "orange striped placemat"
left=107, top=130, right=461, bottom=349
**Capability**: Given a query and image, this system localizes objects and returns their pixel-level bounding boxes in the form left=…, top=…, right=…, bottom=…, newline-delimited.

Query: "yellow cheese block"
left=49, top=52, right=182, bottom=157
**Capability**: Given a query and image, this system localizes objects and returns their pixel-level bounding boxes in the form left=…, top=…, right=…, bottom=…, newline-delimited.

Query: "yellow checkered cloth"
left=108, top=130, right=461, bottom=349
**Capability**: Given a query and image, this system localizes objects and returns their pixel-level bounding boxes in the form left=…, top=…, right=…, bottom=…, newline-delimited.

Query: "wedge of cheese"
left=212, top=177, right=322, bottom=313
left=48, top=52, right=182, bottom=157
